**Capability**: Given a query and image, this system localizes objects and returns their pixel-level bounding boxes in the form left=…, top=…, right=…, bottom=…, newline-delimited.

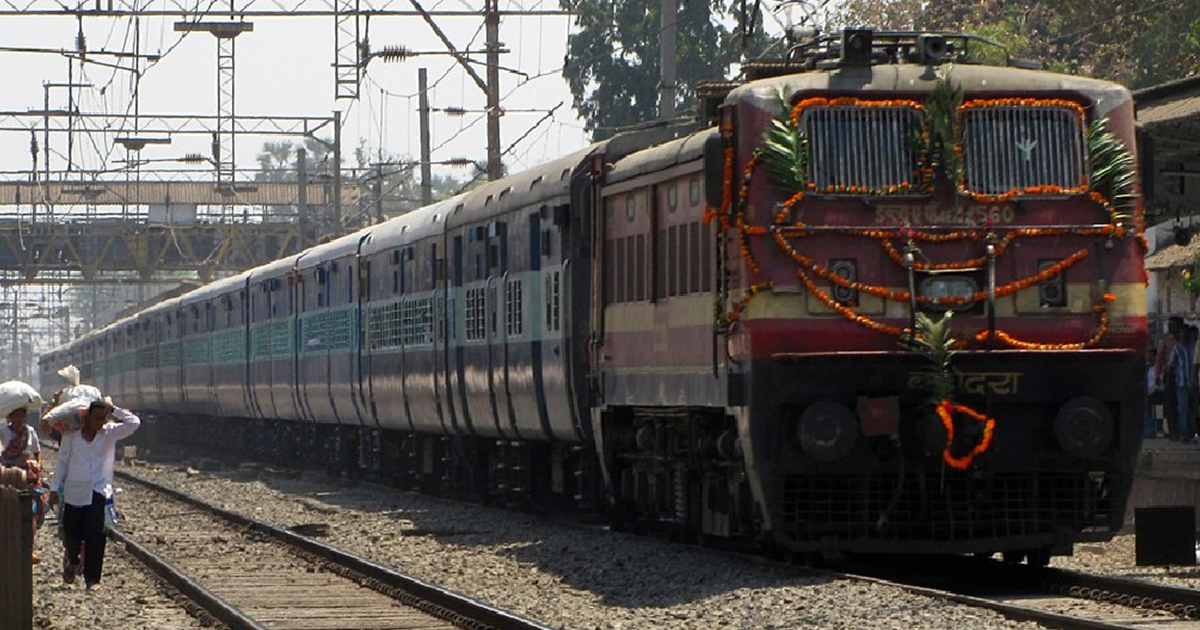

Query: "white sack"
left=42, top=397, right=94, bottom=433
left=0, top=380, right=44, bottom=419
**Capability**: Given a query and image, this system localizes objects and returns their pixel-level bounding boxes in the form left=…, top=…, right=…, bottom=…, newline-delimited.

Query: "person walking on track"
left=48, top=399, right=140, bottom=590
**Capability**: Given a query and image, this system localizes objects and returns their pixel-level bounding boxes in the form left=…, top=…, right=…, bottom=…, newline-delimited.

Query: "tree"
left=837, top=0, right=1200, bottom=89
left=254, top=141, right=295, bottom=182
left=562, top=0, right=768, bottom=138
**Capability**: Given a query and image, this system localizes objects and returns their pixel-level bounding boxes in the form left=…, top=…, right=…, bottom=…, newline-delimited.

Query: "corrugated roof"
left=1139, top=93, right=1200, bottom=127
left=1136, top=75, right=1200, bottom=127
left=0, top=181, right=359, bottom=206
left=1146, top=239, right=1200, bottom=270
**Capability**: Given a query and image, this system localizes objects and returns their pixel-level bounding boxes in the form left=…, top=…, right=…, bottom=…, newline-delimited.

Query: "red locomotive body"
left=596, top=31, right=1145, bottom=561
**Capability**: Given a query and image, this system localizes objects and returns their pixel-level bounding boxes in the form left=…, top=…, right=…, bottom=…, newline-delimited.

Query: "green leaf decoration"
left=759, top=88, right=809, bottom=192
left=906, top=311, right=958, bottom=406
left=1087, top=118, right=1137, bottom=222
left=925, top=70, right=964, bottom=186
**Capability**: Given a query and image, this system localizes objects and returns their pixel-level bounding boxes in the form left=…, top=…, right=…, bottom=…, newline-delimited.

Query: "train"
left=41, top=29, right=1147, bottom=563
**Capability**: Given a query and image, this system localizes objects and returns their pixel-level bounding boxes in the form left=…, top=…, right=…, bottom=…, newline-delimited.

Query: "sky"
left=0, top=0, right=591, bottom=186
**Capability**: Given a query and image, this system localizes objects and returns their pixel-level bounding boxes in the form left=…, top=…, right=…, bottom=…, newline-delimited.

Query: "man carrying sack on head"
left=48, top=398, right=140, bottom=590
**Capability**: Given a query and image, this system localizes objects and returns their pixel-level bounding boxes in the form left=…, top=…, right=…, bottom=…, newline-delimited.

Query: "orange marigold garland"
left=955, top=99, right=1089, bottom=205
left=796, top=267, right=908, bottom=337
left=936, top=399, right=997, bottom=470
left=975, top=292, right=1117, bottom=350
left=712, top=90, right=1136, bottom=350
left=721, top=282, right=775, bottom=330
left=786, top=97, right=932, bottom=196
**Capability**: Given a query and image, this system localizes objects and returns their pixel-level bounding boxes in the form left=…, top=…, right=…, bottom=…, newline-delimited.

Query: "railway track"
left=101, top=449, right=1200, bottom=630
left=106, top=468, right=556, bottom=630
left=836, top=555, right=1200, bottom=630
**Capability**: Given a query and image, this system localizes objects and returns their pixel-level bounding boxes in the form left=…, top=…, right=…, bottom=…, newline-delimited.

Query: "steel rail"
left=114, top=467, right=558, bottom=630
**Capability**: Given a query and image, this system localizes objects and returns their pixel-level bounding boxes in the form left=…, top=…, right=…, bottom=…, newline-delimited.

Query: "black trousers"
left=62, top=491, right=107, bottom=585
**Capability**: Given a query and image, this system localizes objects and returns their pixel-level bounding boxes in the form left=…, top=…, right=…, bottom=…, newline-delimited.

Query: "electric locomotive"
left=42, top=29, right=1146, bottom=563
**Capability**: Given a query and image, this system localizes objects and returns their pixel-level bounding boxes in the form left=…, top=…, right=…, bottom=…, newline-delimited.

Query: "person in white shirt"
left=48, top=399, right=140, bottom=589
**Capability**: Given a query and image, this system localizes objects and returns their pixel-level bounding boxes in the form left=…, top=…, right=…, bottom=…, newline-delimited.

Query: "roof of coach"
left=109, top=313, right=139, bottom=334
left=246, top=254, right=302, bottom=282
left=445, top=143, right=600, bottom=228
left=85, top=313, right=134, bottom=346
left=730, top=63, right=1132, bottom=119
left=296, top=224, right=375, bottom=268
left=139, top=294, right=183, bottom=319
left=361, top=198, right=456, bottom=256
left=606, top=128, right=716, bottom=185
left=181, top=272, right=250, bottom=305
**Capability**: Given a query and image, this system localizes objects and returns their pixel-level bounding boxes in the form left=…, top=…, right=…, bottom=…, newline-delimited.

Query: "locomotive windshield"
left=802, top=104, right=923, bottom=193
left=960, top=104, right=1087, bottom=195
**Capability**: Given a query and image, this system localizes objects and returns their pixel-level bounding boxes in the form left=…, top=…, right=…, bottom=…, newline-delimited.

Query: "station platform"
left=1127, top=437, right=1200, bottom=526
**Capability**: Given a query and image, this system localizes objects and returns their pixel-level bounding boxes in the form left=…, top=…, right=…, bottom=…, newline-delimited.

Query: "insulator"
left=441, top=107, right=468, bottom=117
left=76, top=31, right=86, bottom=53
left=374, top=45, right=410, bottom=62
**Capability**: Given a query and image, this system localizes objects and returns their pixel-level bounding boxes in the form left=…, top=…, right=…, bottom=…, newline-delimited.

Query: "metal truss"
left=0, top=0, right=567, bottom=16
left=217, top=36, right=237, bottom=185
left=334, top=0, right=361, bottom=100
left=0, top=110, right=336, bottom=139
left=0, top=219, right=303, bottom=281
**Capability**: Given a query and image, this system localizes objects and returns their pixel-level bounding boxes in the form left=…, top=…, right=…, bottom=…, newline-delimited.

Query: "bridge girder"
left=0, top=221, right=302, bottom=282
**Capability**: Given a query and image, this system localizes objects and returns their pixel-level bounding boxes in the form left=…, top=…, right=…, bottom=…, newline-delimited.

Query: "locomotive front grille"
left=960, top=105, right=1086, bottom=195
left=802, top=105, right=922, bottom=193
left=772, top=471, right=1115, bottom=544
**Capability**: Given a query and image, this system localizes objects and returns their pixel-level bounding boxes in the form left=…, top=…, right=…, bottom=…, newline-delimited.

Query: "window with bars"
left=960, top=105, right=1086, bottom=195
left=368, top=302, right=402, bottom=350
left=802, top=104, right=923, bottom=193
left=506, top=279, right=524, bottom=337
left=401, top=297, right=434, bottom=346
left=545, top=270, right=561, bottom=332
left=466, top=287, right=487, bottom=341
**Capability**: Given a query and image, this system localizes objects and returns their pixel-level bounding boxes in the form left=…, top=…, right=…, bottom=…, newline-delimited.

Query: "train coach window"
left=545, top=270, right=561, bottom=332
left=489, top=286, right=498, bottom=335
left=667, top=184, right=678, bottom=212
left=615, top=237, right=627, bottom=303
left=636, top=234, right=646, bottom=301
left=689, top=222, right=702, bottom=294
left=466, top=288, right=486, bottom=341
left=655, top=228, right=667, bottom=300
left=689, top=179, right=700, bottom=206
left=506, top=279, right=524, bottom=336
left=667, top=226, right=679, bottom=297
left=625, top=197, right=636, bottom=222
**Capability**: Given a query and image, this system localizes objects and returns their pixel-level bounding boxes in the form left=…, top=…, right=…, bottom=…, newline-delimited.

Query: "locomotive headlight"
left=919, top=275, right=977, bottom=311
left=1054, top=396, right=1114, bottom=459
left=795, top=401, right=860, bottom=461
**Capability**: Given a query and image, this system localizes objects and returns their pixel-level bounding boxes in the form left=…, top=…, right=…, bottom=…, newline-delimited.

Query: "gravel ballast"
left=114, top=458, right=1050, bottom=630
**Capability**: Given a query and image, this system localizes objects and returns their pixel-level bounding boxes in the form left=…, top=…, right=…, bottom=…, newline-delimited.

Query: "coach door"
left=428, top=240, right=450, bottom=434
left=449, top=233, right=473, bottom=435
left=490, top=220, right=519, bottom=439
left=355, top=254, right=374, bottom=427
left=431, top=232, right=459, bottom=435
